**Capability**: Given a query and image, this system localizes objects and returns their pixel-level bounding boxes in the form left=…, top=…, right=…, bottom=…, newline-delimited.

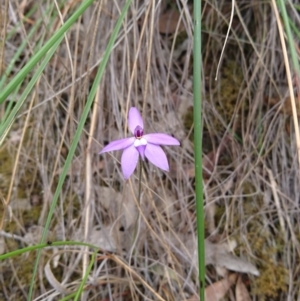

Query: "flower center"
left=134, top=126, right=144, bottom=139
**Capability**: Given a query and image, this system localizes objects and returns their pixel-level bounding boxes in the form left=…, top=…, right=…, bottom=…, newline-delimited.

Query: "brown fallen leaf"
left=186, top=273, right=237, bottom=301
left=183, top=238, right=260, bottom=277
left=206, top=273, right=238, bottom=301
left=265, top=95, right=300, bottom=116
left=205, top=240, right=260, bottom=276
left=158, top=9, right=185, bottom=34
left=236, top=275, right=252, bottom=301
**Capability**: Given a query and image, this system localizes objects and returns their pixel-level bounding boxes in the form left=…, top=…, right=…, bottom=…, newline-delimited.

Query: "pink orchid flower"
left=100, top=107, right=180, bottom=179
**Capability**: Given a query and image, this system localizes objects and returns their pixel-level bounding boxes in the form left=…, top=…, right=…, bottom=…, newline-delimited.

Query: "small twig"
left=0, top=0, right=9, bottom=76
left=53, top=0, right=74, bottom=76
left=266, top=168, right=286, bottom=235
left=82, top=86, right=100, bottom=280
left=215, top=0, right=235, bottom=80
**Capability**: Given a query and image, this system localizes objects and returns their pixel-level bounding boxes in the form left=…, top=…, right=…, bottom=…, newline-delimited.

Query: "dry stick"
left=82, top=2, right=103, bottom=294
left=215, top=0, right=234, bottom=80
left=82, top=87, right=99, bottom=287
left=272, top=0, right=300, bottom=167
left=53, top=0, right=74, bottom=76
left=266, top=168, right=286, bottom=235
left=0, top=0, right=8, bottom=76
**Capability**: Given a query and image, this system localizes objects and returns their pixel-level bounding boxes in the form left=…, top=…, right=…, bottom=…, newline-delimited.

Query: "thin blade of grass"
left=0, top=241, right=98, bottom=260
left=28, top=0, right=134, bottom=299
left=193, top=0, right=205, bottom=300
left=74, top=249, right=98, bottom=300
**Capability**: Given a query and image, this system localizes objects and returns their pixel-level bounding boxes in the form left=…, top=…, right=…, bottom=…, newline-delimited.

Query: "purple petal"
left=128, top=107, right=144, bottom=134
left=100, top=137, right=134, bottom=154
left=144, top=133, right=180, bottom=146
left=144, top=144, right=169, bottom=171
left=136, top=145, right=146, bottom=160
left=121, top=145, right=139, bottom=179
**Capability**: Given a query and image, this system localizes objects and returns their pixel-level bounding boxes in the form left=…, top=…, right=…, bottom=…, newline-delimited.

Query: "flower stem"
left=137, top=157, right=143, bottom=205
left=129, top=158, right=143, bottom=260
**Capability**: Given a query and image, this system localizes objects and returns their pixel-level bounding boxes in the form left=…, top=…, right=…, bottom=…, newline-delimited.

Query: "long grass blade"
left=193, top=0, right=205, bottom=299
left=0, top=241, right=98, bottom=260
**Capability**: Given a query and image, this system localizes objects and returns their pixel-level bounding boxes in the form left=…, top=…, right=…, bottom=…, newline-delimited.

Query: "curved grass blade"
left=0, top=240, right=98, bottom=260
left=74, top=249, right=98, bottom=301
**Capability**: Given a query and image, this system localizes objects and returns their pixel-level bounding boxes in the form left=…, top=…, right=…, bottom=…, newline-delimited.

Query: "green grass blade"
left=0, top=241, right=98, bottom=260
left=277, top=0, right=300, bottom=76
left=58, top=292, right=78, bottom=301
left=74, top=249, right=98, bottom=300
left=0, top=0, right=94, bottom=104
left=0, top=37, right=63, bottom=144
left=193, top=0, right=205, bottom=300
left=28, top=0, right=133, bottom=299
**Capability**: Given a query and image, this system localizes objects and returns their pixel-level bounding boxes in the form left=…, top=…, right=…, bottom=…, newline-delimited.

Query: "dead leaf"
left=265, top=95, right=300, bottom=116
left=236, top=275, right=252, bottom=301
left=184, top=238, right=260, bottom=277
left=205, top=240, right=260, bottom=276
left=205, top=273, right=237, bottom=301
left=186, top=274, right=237, bottom=301
left=158, top=9, right=185, bottom=34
